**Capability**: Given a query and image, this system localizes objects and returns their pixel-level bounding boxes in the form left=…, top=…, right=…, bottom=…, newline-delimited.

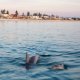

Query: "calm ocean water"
left=0, top=20, right=80, bottom=80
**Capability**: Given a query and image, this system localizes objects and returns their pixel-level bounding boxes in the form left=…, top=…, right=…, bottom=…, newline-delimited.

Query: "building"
left=1, top=13, right=9, bottom=18
left=31, top=15, right=42, bottom=20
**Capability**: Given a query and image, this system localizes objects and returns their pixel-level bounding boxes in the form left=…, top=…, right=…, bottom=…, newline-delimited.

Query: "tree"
left=6, top=10, right=9, bottom=14
left=27, top=12, right=30, bottom=16
left=33, top=13, right=38, bottom=16
left=38, top=13, right=42, bottom=18
left=51, top=14, right=55, bottom=17
left=1, top=10, right=3, bottom=14
left=15, top=10, right=18, bottom=17
left=56, top=15, right=59, bottom=18
left=1, top=9, right=6, bottom=14
left=43, top=14, right=48, bottom=16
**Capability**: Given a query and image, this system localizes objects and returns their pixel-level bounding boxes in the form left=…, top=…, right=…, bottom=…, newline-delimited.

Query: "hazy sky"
left=0, top=0, right=80, bottom=17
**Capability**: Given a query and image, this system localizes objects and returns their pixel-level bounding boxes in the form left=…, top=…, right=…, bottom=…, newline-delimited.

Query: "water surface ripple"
left=0, top=20, right=80, bottom=80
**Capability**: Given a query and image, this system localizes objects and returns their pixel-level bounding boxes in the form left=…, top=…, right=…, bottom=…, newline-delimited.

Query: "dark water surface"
left=0, top=20, right=80, bottom=80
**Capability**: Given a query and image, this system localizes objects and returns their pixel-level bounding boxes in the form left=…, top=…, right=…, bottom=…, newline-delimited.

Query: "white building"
left=1, top=13, right=9, bottom=18
left=31, top=16, right=42, bottom=20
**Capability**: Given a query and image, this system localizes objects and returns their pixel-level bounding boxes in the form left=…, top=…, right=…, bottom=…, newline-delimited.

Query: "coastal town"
left=0, top=9, right=80, bottom=21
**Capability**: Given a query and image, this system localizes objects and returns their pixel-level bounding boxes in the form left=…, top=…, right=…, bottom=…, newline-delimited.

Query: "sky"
left=0, top=0, right=80, bottom=17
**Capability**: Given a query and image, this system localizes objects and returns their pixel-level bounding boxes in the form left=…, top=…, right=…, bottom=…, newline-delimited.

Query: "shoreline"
left=0, top=18, right=80, bottom=22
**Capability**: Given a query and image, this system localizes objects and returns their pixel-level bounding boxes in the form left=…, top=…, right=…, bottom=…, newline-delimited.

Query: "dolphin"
left=26, top=53, right=39, bottom=69
left=51, top=64, right=68, bottom=70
